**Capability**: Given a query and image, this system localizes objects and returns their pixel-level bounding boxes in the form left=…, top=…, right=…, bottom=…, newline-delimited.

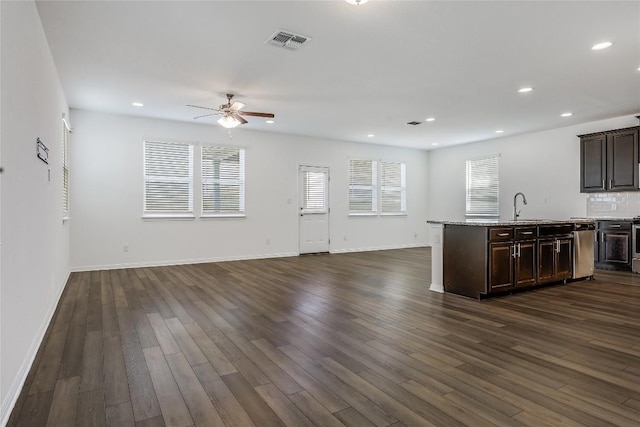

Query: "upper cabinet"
left=579, top=126, right=639, bottom=193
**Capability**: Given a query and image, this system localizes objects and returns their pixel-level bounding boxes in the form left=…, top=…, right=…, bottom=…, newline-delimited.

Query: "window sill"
left=62, top=216, right=71, bottom=223
left=348, top=212, right=378, bottom=217
left=142, top=214, right=196, bottom=220
left=200, top=214, right=246, bottom=219
left=381, top=213, right=407, bottom=217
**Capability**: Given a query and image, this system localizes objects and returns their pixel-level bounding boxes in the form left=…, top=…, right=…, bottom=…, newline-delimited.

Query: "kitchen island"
left=427, top=219, right=596, bottom=299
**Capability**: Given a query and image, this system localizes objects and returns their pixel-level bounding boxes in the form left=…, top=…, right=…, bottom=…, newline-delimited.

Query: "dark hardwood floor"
left=7, top=247, right=640, bottom=426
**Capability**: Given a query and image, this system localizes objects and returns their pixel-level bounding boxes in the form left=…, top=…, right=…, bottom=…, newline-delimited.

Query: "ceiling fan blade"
left=232, top=113, right=248, bottom=125
left=239, top=111, right=275, bottom=118
left=186, top=104, right=219, bottom=111
left=193, top=113, right=218, bottom=119
left=230, top=101, right=246, bottom=112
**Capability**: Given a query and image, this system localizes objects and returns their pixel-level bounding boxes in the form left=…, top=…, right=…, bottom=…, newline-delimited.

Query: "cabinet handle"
left=517, top=243, right=522, bottom=258
left=512, top=245, right=517, bottom=258
left=521, top=231, right=534, bottom=235
left=609, top=224, right=621, bottom=228
left=555, top=240, right=560, bottom=253
left=498, top=233, right=510, bottom=236
left=609, top=179, right=613, bottom=189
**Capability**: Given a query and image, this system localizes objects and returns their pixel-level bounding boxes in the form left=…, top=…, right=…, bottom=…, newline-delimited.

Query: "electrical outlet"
left=123, top=244, right=129, bottom=253
left=414, top=232, right=418, bottom=238
left=343, top=235, right=347, bottom=241
left=266, top=238, right=270, bottom=245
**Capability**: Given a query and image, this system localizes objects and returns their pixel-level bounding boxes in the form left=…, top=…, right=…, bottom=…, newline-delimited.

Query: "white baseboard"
left=330, top=243, right=428, bottom=254
left=70, top=252, right=300, bottom=272
left=0, top=271, right=71, bottom=427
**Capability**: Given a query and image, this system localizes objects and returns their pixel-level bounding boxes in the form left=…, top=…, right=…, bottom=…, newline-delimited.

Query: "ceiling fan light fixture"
left=345, top=0, right=369, bottom=5
left=218, top=115, right=241, bottom=129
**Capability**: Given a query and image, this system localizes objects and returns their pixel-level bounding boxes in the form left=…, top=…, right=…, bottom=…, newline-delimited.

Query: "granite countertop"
left=571, top=216, right=636, bottom=221
left=427, top=218, right=597, bottom=226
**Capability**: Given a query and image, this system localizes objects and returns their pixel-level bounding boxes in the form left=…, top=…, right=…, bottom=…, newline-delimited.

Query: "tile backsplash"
left=587, top=192, right=640, bottom=217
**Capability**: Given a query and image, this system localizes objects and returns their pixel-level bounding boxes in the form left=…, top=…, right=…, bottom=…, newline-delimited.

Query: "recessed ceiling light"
left=367, top=134, right=375, bottom=138
left=345, top=0, right=369, bottom=5
left=495, top=129, right=504, bottom=134
left=518, top=87, right=533, bottom=93
left=132, top=102, right=144, bottom=107
left=265, top=120, right=275, bottom=124
left=561, top=112, right=573, bottom=117
left=432, top=143, right=439, bottom=146
left=637, top=67, right=640, bottom=71
left=425, top=117, right=436, bottom=122
left=592, top=41, right=613, bottom=50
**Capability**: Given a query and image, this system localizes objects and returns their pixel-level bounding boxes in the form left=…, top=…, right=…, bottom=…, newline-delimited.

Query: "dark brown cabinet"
left=488, top=226, right=537, bottom=292
left=580, top=127, right=639, bottom=193
left=595, top=221, right=631, bottom=270
left=443, top=222, right=588, bottom=299
left=538, top=238, right=572, bottom=283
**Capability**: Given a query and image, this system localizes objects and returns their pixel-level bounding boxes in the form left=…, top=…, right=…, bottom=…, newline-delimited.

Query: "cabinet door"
left=608, top=129, right=639, bottom=191
left=489, top=242, right=513, bottom=292
left=600, top=231, right=631, bottom=264
left=580, top=134, right=606, bottom=192
left=556, top=238, right=573, bottom=280
left=538, top=239, right=556, bottom=283
left=514, top=241, right=537, bottom=288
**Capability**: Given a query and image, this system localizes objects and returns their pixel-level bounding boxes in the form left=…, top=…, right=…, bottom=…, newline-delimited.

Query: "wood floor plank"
left=77, top=388, right=106, bottom=427
left=220, top=372, right=285, bottom=427
left=183, top=322, right=237, bottom=375
left=251, top=338, right=349, bottom=413
left=255, top=383, right=315, bottom=427
left=8, top=248, right=640, bottom=427
left=103, top=335, right=131, bottom=406
left=147, top=312, right=181, bottom=355
left=165, top=352, right=225, bottom=426
left=191, top=362, right=256, bottom=427
left=143, top=346, right=194, bottom=427
left=79, top=329, right=104, bottom=392
left=288, top=390, right=346, bottom=427
left=165, top=317, right=208, bottom=365
left=120, top=327, right=162, bottom=421
left=106, top=401, right=135, bottom=427
left=46, top=376, right=79, bottom=427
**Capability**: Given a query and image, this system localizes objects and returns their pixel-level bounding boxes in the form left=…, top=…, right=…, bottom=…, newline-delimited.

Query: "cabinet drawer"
left=539, top=224, right=573, bottom=237
left=597, top=221, right=631, bottom=230
left=515, top=227, right=537, bottom=240
left=489, top=228, right=513, bottom=241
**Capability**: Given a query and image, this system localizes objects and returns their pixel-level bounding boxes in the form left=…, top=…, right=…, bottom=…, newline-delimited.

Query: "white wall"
left=0, top=1, right=70, bottom=424
left=428, top=114, right=640, bottom=222
left=69, top=110, right=430, bottom=270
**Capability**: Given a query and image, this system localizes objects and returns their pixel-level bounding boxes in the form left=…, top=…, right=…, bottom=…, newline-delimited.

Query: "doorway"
left=299, top=166, right=329, bottom=254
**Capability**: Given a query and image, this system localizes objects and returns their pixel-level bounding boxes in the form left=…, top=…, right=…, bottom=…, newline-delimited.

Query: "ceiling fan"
left=186, top=94, right=275, bottom=129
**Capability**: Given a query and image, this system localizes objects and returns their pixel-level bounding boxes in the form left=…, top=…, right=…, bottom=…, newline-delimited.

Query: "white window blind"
left=466, top=155, right=499, bottom=217
left=301, top=167, right=327, bottom=213
left=62, top=119, right=70, bottom=216
left=143, top=141, right=194, bottom=216
left=349, top=159, right=377, bottom=214
left=380, top=161, right=406, bottom=214
left=201, top=146, right=245, bottom=216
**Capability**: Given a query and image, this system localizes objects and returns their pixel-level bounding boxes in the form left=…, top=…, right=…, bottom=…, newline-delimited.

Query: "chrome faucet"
left=513, top=192, right=528, bottom=221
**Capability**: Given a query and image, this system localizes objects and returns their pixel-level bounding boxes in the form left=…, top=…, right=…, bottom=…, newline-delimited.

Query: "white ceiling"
left=36, top=0, right=640, bottom=150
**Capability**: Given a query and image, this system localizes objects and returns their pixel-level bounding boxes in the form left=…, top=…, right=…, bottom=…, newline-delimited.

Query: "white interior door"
left=299, top=166, right=329, bottom=254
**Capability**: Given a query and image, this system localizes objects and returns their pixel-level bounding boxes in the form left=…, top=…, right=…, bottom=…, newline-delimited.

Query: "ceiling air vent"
left=266, top=30, right=311, bottom=50
left=407, top=121, right=422, bottom=126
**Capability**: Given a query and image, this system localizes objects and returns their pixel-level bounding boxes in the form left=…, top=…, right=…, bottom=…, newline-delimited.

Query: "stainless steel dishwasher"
left=573, top=223, right=595, bottom=279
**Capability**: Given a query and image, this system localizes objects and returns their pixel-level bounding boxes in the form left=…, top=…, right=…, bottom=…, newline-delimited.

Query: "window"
left=466, top=155, right=499, bottom=218
left=301, top=166, right=328, bottom=213
left=62, top=118, right=70, bottom=217
left=380, top=161, right=406, bottom=214
left=143, top=141, right=194, bottom=217
left=201, top=146, right=245, bottom=216
left=349, top=159, right=377, bottom=214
